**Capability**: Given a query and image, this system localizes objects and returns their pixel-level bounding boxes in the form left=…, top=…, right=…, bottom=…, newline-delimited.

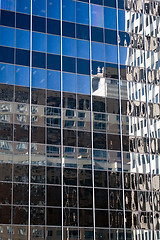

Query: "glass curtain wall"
left=0, top=0, right=160, bottom=239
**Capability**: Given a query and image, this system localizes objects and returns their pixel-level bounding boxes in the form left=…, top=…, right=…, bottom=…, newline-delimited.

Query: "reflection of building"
left=0, top=0, right=160, bottom=240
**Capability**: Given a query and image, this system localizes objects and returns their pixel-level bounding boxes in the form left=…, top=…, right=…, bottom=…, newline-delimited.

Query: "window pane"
left=47, top=70, right=61, bottom=91
left=33, top=0, right=46, bottom=17
left=77, top=40, right=90, bottom=59
left=47, top=0, right=60, bottom=20
left=76, top=2, right=89, bottom=25
left=104, top=7, right=117, bottom=30
left=32, top=68, right=46, bottom=89
left=62, top=0, right=75, bottom=22
left=47, top=35, right=60, bottom=54
left=91, top=4, right=103, bottom=28
left=63, top=73, right=76, bottom=93
left=33, top=32, right=46, bottom=52
left=16, top=29, right=30, bottom=50
left=0, top=63, right=14, bottom=84
left=15, top=65, right=30, bottom=87
left=16, top=0, right=31, bottom=14
left=1, top=0, right=15, bottom=11
left=0, top=26, right=15, bottom=47
left=62, top=37, right=76, bottom=57
left=77, top=75, right=90, bottom=95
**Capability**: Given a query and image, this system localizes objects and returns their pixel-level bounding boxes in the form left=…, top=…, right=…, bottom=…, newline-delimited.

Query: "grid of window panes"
left=0, top=0, right=160, bottom=239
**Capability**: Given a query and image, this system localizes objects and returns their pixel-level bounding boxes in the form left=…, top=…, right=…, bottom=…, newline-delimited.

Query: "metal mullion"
left=142, top=0, right=155, bottom=238
left=28, top=0, right=33, bottom=239
left=89, top=1, right=96, bottom=239
left=115, top=0, right=126, bottom=239
left=60, top=0, right=64, bottom=239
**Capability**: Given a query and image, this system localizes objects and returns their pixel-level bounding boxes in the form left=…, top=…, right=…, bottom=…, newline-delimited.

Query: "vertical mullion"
left=89, top=1, right=96, bottom=239
left=116, top=0, right=126, bottom=239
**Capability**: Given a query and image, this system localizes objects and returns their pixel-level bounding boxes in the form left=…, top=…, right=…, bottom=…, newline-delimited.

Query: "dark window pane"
left=31, top=184, right=45, bottom=206
left=92, top=96, right=105, bottom=112
left=32, top=51, right=46, bottom=68
left=91, top=26, right=103, bottom=42
left=63, top=208, right=78, bottom=226
left=47, top=128, right=61, bottom=145
left=108, top=171, right=122, bottom=188
left=16, top=12, right=30, bottom=30
left=63, top=129, right=76, bottom=147
left=0, top=206, right=11, bottom=224
left=33, top=15, right=46, bottom=33
left=13, top=183, right=29, bottom=205
left=79, top=187, right=93, bottom=208
left=76, top=24, right=89, bottom=40
left=0, top=123, right=13, bottom=141
left=31, top=207, right=45, bottom=225
left=94, top=171, right=107, bottom=188
left=32, top=88, right=46, bottom=105
left=47, top=90, right=61, bottom=107
left=91, top=0, right=103, bottom=4
left=78, top=169, right=92, bottom=187
left=13, top=164, right=29, bottom=183
left=0, top=163, right=12, bottom=182
left=15, top=86, right=29, bottom=103
left=63, top=186, right=77, bottom=207
left=62, top=21, right=75, bottom=38
left=105, top=29, right=117, bottom=45
left=0, top=10, right=15, bottom=27
left=0, top=84, right=14, bottom=101
left=47, top=54, right=61, bottom=71
left=77, top=94, right=91, bottom=111
left=16, top=49, right=30, bottom=66
left=31, top=166, right=45, bottom=183
left=78, top=131, right=91, bottom=148
left=14, top=124, right=29, bottom=142
left=106, top=98, right=119, bottom=114
left=79, top=209, right=93, bottom=227
left=31, top=126, right=45, bottom=144
left=77, top=58, right=90, bottom=75
left=63, top=92, right=76, bottom=109
left=95, top=210, right=109, bottom=227
left=47, top=19, right=60, bottom=35
left=93, top=132, right=106, bottom=149
left=0, top=46, right=14, bottom=64
left=108, top=134, right=121, bottom=151
left=63, top=168, right=77, bottom=185
left=47, top=186, right=61, bottom=207
left=104, top=0, right=116, bottom=8
left=47, top=167, right=61, bottom=184
left=62, top=56, right=76, bottom=73
left=0, top=183, right=12, bottom=204
left=13, top=206, right=28, bottom=224
left=47, top=208, right=61, bottom=226
left=95, top=189, right=108, bottom=209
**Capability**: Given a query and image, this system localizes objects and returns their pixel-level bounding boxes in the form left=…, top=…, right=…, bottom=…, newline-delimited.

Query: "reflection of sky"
left=119, top=47, right=128, bottom=65
left=32, top=68, right=46, bottom=88
left=47, top=70, right=61, bottom=91
left=15, top=66, right=29, bottom=86
left=0, top=63, right=14, bottom=85
left=91, top=5, right=103, bottom=28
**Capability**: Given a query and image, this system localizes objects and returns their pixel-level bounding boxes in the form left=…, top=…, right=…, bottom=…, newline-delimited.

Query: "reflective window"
left=47, top=35, right=60, bottom=54
left=33, top=0, right=46, bottom=17
left=32, top=68, right=46, bottom=89
left=47, top=0, right=60, bottom=20
left=92, top=42, right=104, bottom=61
left=16, top=0, right=31, bottom=14
left=15, top=66, right=30, bottom=87
left=77, top=40, right=90, bottom=59
left=76, top=24, right=89, bottom=40
left=16, top=29, right=30, bottom=50
left=105, top=44, right=118, bottom=63
left=1, top=0, right=15, bottom=11
left=47, top=70, right=61, bottom=91
left=118, top=10, right=125, bottom=31
left=76, top=2, right=89, bottom=25
left=0, top=63, right=14, bottom=85
left=33, top=32, right=46, bottom=52
left=62, top=37, right=76, bottom=57
left=91, top=4, right=104, bottom=28
left=77, top=75, right=90, bottom=95
left=104, top=7, right=117, bottom=30
left=0, top=26, right=15, bottom=47
left=63, top=73, right=76, bottom=93
left=62, top=0, right=75, bottom=22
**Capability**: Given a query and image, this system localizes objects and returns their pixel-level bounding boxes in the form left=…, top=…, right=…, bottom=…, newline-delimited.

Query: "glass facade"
left=0, top=0, right=160, bottom=239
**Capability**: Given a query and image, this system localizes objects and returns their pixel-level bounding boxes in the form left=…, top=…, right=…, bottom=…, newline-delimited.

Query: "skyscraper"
left=0, top=0, right=160, bottom=239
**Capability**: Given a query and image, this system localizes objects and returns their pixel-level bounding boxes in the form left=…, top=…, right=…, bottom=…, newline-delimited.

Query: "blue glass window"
left=1, top=0, right=15, bottom=11
left=119, top=47, right=129, bottom=65
left=0, top=26, right=15, bottom=47
left=47, top=19, right=60, bottom=35
left=47, top=70, right=61, bottom=91
left=91, top=26, right=103, bottom=43
left=62, top=22, right=75, bottom=38
left=16, top=0, right=31, bottom=14
left=47, top=54, right=61, bottom=71
left=77, top=59, right=90, bottom=75
left=105, top=29, right=117, bottom=45
left=32, top=52, right=46, bottom=69
left=15, top=66, right=29, bottom=87
left=105, top=44, right=118, bottom=64
left=118, top=10, right=125, bottom=31
left=92, top=42, right=104, bottom=61
left=33, top=16, right=46, bottom=33
left=104, top=7, right=117, bottom=30
left=76, top=2, right=89, bottom=25
left=62, top=56, right=76, bottom=73
left=91, top=4, right=104, bottom=28
left=0, top=46, right=14, bottom=64
left=32, top=68, right=46, bottom=89
left=77, top=75, right=90, bottom=94
left=0, top=63, right=14, bottom=84
left=47, top=0, right=60, bottom=20
left=33, top=0, right=46, bottom=17
left=76, top=24, right=89, bottom=40
left=33, top=32, right=46, bottom=52
left=16, top=49, right=30, bottom=66
left=63, top=72, right=76, bottom=93
left=47, top=35, right=60, bottom=54
left=62, top=37, right=76, bottom=57
left=62, top=0, right=75, bottom=22
left=92, top=61, right=104, bottom=75
left=16, top=13, right=30, bottom=30
left=16, top=29, right=30, bottom=50
left=77, top=40, right=90, bottom=59
left=0, top=10, right=15, bottom=28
